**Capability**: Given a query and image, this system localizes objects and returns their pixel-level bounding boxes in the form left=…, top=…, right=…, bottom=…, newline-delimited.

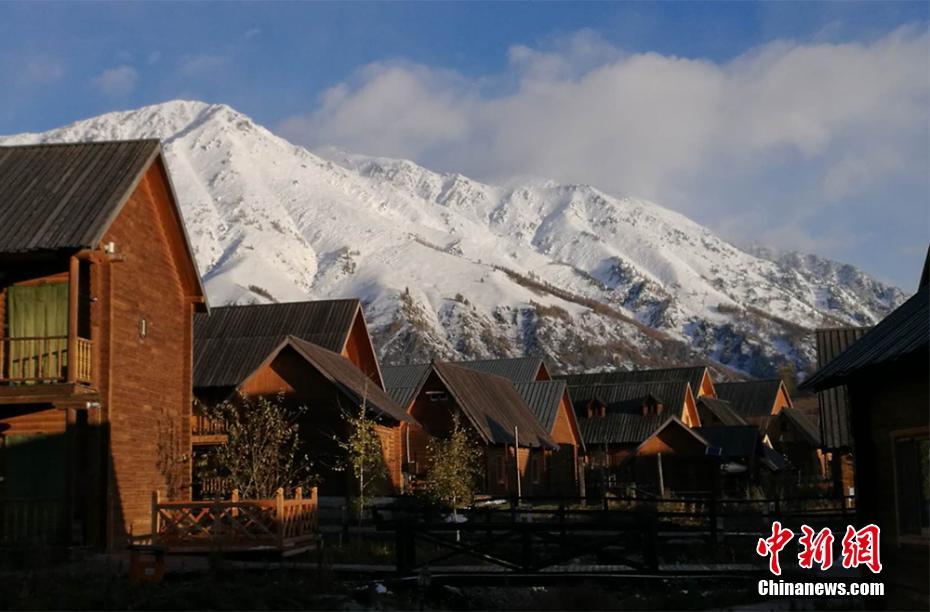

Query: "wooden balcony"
left=191, top=413, right=227, bottom=445
left=0, top=336, right=93, bottom=385
left=0, top=335, right=96, bottom=404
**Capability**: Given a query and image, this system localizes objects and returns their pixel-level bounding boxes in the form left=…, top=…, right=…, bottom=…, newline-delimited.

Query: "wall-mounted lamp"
left=139, top=317, right=148, bottom=339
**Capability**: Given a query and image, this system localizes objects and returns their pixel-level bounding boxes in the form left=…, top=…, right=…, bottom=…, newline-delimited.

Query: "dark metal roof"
left=803, top=288, right=929, bottom=391
left=812, top=327, right=870, bottom=449
left=194, top=300, right=362, bottom=389
left=0, top=140, right=160, bottom=253
left=694, top=426, right=760, bottom=459
left=697, top=397, right=747, bottom=426
left=512, top=380, right=566, bottom=433
left=382, top=363, right=430, bottom=408
left=714, top=380, right=785, bottom=429
left=288, top=338, right=413, bottom=424
left=569, top=381, right=691, bottom=417
left=577, top=413, right=666, bottom=446
left=559, top=366, right=708, bottom=397
left=433, top=362, right=557, bottom=449
left=194, top=335, right=288, bottom=389
left=456, top=357, right=546, bottom=383
left=776, top=407, right=821, bottom=447
left=195, top=300, right=359, bottom=351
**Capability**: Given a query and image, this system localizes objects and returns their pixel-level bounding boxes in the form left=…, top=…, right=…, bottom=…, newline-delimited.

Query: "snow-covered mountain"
left=0, top=101, right=905, bottom=377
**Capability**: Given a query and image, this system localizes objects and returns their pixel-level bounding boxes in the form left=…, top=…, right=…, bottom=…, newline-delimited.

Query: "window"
left=425, top=391, right=448, bottom=402
left=893, top=432, right=930, bottom=538
left=530, top=454, right=544, bottom=484
left=496, top=455, right=507, bottom=485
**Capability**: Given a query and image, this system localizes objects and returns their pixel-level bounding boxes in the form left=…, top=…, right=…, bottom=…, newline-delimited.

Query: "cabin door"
left=6, top=283, right=69, bottom=382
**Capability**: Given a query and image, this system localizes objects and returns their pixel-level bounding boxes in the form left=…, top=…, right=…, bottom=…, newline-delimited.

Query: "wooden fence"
left=0, top=498, right=66, bottom=545
left=151, top=487, right=318, bottom=556
left=376, top=494, right=856, bottom=576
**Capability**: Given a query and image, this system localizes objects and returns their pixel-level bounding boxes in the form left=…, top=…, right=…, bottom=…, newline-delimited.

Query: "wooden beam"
left=67, top=257, right=79, bottom=384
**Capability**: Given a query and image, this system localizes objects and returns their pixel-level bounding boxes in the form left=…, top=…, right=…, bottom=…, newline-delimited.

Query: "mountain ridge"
left=0, top=100, right=905, bottom=378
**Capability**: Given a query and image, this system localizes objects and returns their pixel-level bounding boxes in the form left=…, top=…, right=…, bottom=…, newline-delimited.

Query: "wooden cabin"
left=559, top=365, right=716, bottom=399
left=814, top=326, right=869, bottom=497
left=624, top=418, right=716, bottom=495
left=765, top=407, right=828, bottom=487
left=192, top=301, right=413, bottom=497
left=0, top=140, right=207, bottom=550
left=578, top=413, right=666, bottom=469
left=402, top=362, right=557, bottom=498
left=512, top=380, right=585, bottom=496
left=803, top=250, right=929, bottom=608
left=714, top=379, right=792, bottom=433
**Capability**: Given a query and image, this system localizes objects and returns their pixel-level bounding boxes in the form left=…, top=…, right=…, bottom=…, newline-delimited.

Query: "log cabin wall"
left=341, top=311, right=383, bottom=387
left=98, top=162, right=195, bottom=548
left=547, top=393, right=580, bottom=495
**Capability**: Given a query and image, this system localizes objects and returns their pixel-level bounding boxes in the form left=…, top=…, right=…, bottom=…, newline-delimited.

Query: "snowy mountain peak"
left=0, top=100, right=906, bottom=376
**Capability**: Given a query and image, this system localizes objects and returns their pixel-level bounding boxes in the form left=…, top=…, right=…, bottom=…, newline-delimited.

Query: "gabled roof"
left=195, top=299, right=360, bottom=351
left=630, top=417, right=712, bottom=456
left=802, top=287, right=929, bottom=391
left=511, top=380, right=584, bottom=451
left=432, top=362, right=556, bottom=449
left=715, top=380, right=786, bottom=422
left=0, top=140, right=206, bottom=304
left=0, top=140, right=160, bottom=253
left=569, top=381, right=691, bottom=417
left=512, top=380, right=565, bottom=432
left=774, top=407, right=821, bottom=447
left=194, top=300, right=368, bottom=390
left=195, top=335, right=290, bottom=389
left=577, top=413, right=667, bottom=446
left=694, top=425, right=760, bottom=459
left=559, top=366, right=709, bottom=397
left=197, top=334, right=412, bottom=424
left=697, top=397, right=747, bottom=426
left=287, top=338, right=413, bottom=424
left=456, top=357, right=547, bottom=383
left=382, top=356, right=548, bottom=407
left=813, top=327, right=871, bottom=449
left=382, top=363, right=430, bottom=407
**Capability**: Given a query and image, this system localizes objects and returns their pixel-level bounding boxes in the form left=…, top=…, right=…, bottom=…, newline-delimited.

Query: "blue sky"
left=1, top=2, right=928, bottom=288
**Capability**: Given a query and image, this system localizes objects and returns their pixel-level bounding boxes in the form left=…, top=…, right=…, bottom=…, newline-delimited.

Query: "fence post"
left=231, top=489, right=239, bottom=520
left=151, top=490, right=161, bottom=544
left=276, top=487, right=285, bottom=549
left=311, top=487, right=319, bottom=530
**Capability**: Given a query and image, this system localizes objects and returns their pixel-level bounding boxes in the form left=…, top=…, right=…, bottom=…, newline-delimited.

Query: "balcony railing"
left=191, top=413, right=226, bottom=437
left=0, top=336, right=93, bottom=385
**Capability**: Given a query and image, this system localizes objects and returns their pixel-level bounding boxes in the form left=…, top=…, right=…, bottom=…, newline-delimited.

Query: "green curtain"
left=7, top=283, right=69, bottom=382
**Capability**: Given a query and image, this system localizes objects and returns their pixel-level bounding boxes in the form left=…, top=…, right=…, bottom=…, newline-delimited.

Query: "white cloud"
left=278, top=27, right=929, bottom=274
left=21, top=56, right=65, bottom=85
left=92, top=65, right=138, bottom=97
left=179, top=54, right=228, bottom=77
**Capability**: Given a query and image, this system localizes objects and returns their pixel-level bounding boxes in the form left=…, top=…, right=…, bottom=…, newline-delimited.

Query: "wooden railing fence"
left=0, top=336, right=93, bottom=384
left=151, top=487, right=318, bottom=554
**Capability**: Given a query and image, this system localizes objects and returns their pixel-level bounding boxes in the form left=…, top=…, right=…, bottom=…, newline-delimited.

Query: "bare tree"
left=202, top=393, right=316, bottom=499
left=338, top=390, right=388, bottom=524
left=422, top=413, right=483, bottom=521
